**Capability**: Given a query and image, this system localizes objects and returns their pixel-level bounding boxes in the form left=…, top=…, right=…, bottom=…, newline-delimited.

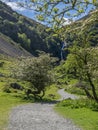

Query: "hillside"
left=64, top=9, right=98, bottom=46
left=0, top=33, right=32, bottom=57
left=0, top=1, right=61, bottom=58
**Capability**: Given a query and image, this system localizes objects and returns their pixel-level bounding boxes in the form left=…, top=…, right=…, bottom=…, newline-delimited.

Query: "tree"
left=18, top=33, right=31, bottom=51
left=64, top=42, right=98, bottom=102
left=17, top=0, right=98, bottom=41
left=18, top=0, right=97, bottom=26
left=12, top=54, right=56, bottom=99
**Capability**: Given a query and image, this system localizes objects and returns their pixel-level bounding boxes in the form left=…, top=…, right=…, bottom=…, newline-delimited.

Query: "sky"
left=1, top=0, right=37, bottom=20
left=0, top=0, right=95, bottom=24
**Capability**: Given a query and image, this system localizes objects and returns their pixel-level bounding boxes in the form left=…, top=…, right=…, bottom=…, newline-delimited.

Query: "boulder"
left=10, top=83, right=23, bottom=90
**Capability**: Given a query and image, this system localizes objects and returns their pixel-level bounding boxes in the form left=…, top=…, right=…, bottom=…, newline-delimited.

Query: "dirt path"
left=8, top=89, right=81, bottom=130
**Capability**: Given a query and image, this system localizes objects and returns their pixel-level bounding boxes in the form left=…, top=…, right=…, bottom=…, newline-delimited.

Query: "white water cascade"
left=61, top=40, right=68, bottom=60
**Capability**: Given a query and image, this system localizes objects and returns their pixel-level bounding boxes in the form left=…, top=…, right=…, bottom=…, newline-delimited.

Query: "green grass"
left=44, top=84, right=60, bottom=100
left=63, top=79, right=86, bottom=96
left=55, top=104, right=98, bottom=130
left=0, top=92, right=27, bottom=130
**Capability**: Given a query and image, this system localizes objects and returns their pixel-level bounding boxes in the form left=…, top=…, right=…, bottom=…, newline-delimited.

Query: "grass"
left=0, top=92, right=28, bottom=130
left=44, top=84, right=60, bottom=100
left=55, top=101, right=98, bottom=130
left=63, top=79, right=86, bottom=96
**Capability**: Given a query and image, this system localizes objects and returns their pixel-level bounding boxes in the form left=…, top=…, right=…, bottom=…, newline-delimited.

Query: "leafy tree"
left=19, top=0, right=97, bottom=41
left=12, top=54, right=56, bottom=99
left=19, top=0, right=97, bottom=27
left=63, top=42, right=98, bottom=102
left=18, top=33, right=31, bottom=51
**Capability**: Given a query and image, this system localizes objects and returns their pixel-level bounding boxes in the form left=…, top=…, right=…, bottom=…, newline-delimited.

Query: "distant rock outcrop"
left=0, top=33, right=32, bottom=57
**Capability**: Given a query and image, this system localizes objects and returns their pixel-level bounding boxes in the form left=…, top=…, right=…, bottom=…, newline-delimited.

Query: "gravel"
left=8, top=89, right=81, bottom=130
left=58, top=89, right=78, bottom=100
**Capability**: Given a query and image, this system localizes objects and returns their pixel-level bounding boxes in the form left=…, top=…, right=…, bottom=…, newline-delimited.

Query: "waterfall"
left=61, top=40, right=67, bottom=60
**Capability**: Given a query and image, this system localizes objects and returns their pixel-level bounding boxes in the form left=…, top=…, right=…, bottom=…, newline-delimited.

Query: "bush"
left=57, top=98, right=98, bottom=111
left=89, top=100, right=98, bottom=111
left=0, top=62, right=4, bottom=67
left=3, top=86, right=11, bottom=93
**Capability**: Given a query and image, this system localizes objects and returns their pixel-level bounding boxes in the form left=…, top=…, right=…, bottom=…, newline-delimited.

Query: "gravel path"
left=58, top=89, right=78, bottom=100
left=8, top=89, right=81, bottom=130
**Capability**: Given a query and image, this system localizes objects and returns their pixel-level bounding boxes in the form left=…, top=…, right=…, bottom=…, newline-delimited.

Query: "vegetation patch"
left=55, top=98, right=98, bottom=130
left=44, top=84, right=60, bottom=100
left=0, top=93, right=27, bottom=130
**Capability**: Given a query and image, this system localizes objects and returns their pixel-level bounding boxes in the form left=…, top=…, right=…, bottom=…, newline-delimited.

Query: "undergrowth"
left=56, top=98, right=98, bottom=111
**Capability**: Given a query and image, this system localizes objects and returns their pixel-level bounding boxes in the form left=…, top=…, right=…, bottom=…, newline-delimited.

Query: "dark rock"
left=10, top=83, right=23, bottom=90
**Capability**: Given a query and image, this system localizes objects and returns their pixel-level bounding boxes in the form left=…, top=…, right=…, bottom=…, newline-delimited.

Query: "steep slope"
left=0, top=33, right=32, bottom=57
left=64, top=9, right=98, bottom=46
left=0, top=1, right=61, bottom=58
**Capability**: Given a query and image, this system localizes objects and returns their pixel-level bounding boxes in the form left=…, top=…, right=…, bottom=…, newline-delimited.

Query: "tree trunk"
left=87, top=72, right=98, bottom=102
left=41, top=90, right=45, bottom=98
left=84, top=88, right=94, bottom=99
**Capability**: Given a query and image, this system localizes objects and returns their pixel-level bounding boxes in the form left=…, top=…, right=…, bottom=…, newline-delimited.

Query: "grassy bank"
left=44, top=84, right=60, bottom=101
left=55, top=99, right=98, bottom=130
left=0, top=93, right=28, bottom=130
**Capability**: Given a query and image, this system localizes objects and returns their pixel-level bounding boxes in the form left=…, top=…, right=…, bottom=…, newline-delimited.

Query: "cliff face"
left=0, top=33, right=32, bottom=57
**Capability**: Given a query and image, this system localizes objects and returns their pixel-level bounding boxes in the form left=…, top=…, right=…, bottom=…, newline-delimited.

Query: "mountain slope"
left=64, top=9, right=98, bottom=46
left=0, top=33, right=32, bottom=57
left=0, top=1, right=61, bottom=58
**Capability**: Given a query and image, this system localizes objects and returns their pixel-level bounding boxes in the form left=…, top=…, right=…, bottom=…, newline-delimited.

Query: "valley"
left=0, top=1, right=98, bottom=130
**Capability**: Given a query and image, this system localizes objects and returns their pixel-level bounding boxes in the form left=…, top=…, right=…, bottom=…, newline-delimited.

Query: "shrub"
left=57, top=98, right=98, bottom=111
left=3, top=86, right=11, bottom=93
left=0, top=62, right=4, bottom=67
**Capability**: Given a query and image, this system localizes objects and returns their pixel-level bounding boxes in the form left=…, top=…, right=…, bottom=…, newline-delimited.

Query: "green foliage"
left=56, top=98, right=98, bottom=111
left=18, top=33, right=31, bottom=50
left=44, top=84, right=60, bottom=100
left=64, top=10, right=98, bottom=46
left=55, top=31, right=98, bottom=102
left=67, top=46, right=98, bottom=100
left=55, top=95, right=98, bottom=130
left=64, top=83, right=86, bottom=96
left=31, top=0, right=97, bottom=29
left=11, top=54, right=57, bottom=99
left=0, top=61, right=4, bottom=67
left=3, top=86, right=11, bottom=93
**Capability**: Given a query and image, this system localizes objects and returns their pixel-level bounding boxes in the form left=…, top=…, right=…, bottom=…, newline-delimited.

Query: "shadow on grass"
left=7, top=93, right=60, bottom=105
left=35, top=98, right=60, bottom=105
left=22, top=96, right=60, bottom=105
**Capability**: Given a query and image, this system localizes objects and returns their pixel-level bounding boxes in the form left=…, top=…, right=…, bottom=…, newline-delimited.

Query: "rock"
left=10, top=83, right=23, bottom=90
